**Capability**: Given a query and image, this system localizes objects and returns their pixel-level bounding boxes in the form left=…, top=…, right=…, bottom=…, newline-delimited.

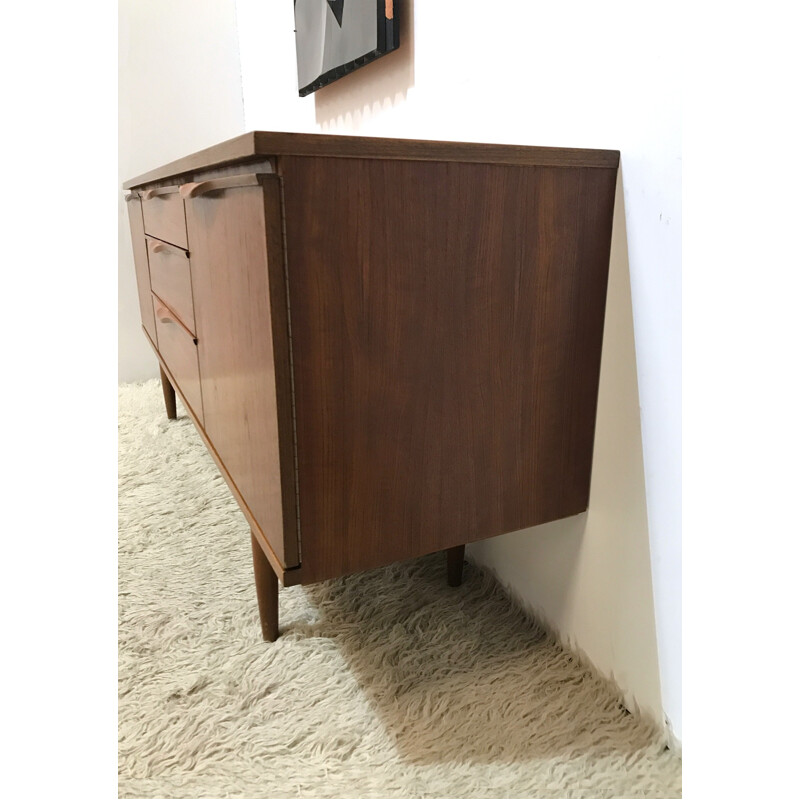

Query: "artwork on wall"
left=294, top=1, right=400, bottom=96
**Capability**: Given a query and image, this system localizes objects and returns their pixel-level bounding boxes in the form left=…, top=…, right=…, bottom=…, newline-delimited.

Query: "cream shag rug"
left=119, top=379, right=681, bottom=799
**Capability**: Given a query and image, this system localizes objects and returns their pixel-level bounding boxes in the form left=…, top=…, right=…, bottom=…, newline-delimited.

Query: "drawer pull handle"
left=179, top=172, right=267, bottom=199
left=141, top=186, right=180, bottom=200
left=147, top=238, right=190, bottom=258
left=124, top=192, right=138, bottom=202
left=155, top=304, right=175, bottom=325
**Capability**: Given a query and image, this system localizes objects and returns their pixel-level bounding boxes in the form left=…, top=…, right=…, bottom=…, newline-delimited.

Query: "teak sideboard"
left=124, top=131, right=619, bottom=641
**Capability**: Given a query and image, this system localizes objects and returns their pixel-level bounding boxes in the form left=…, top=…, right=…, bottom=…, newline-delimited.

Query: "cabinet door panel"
left=126, top=197, right=157, bottom=345
left=185, top=176, right=298, bottom=568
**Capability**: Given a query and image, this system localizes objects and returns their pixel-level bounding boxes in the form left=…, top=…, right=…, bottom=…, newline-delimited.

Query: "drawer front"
left=125, top=195, right=157, bottom=345
left=141, top=188, right=188, bottom=249
left=146, top=236, right=195, bottom=335
left=153, top=294, right=204, bottom=425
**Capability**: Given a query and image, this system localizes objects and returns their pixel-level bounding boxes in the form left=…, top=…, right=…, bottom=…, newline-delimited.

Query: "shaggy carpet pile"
left=119, top=379, right=681, bottom=799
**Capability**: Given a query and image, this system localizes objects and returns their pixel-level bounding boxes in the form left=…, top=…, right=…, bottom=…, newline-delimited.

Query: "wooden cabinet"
left=185, top=174, right=298, bottom=569
left=124, top=131, right=619, bottom=641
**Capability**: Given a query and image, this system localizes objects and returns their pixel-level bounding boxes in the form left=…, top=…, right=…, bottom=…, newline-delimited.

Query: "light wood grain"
left=141, top=186, right=180, bottom=199
left=179, top=172, right=269, bottom=199
left=152, top=294, right=204, bottom=425
left=146, top=236, right=196, bottom=335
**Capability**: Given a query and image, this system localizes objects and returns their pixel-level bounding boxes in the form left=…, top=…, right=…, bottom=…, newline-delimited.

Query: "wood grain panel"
left=152, top=294, right=203, bottom=425
left=142, top=326, right=301, bottom=586
left=124, top=131, right=620, bottom=188
left=126, top=196, right=157, bottom=345
left=141, top=190, right=188, bottom=249
left=185, top=177, right=298, bottom=568
left=146, top=236, right=196, bottom=335
left=280, top=156, right=616, bottom=583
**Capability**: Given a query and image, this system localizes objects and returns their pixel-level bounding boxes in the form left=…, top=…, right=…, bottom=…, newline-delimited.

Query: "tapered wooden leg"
left=446, top=544, right=466, bottom=587
left=160, top=365, right=177, bottom=420
left=251, top=532, right=279, bottom=642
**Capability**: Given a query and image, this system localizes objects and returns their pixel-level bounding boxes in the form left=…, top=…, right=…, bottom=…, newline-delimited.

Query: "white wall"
left=119, top=0, right=245, bottom=382
left=236, top=0, right=681, bottom=740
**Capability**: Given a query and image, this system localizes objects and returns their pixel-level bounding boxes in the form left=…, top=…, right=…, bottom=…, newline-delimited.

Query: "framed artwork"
left=294, top=1, right=400, bottom=96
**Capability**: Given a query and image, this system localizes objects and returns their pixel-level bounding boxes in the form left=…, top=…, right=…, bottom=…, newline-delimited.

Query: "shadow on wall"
left=314, top=0, right=415, bottom=130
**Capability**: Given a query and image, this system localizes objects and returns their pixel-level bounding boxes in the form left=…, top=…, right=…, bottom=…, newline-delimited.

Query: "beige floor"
left=119, top=379, right=681, bottom=799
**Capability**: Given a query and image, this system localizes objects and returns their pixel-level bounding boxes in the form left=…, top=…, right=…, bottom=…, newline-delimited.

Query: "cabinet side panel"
left=185, top=178, right=298, bottom=568
left=127, top=197, right=158, bottom=345
left=281, top=156, right=616, bottom=584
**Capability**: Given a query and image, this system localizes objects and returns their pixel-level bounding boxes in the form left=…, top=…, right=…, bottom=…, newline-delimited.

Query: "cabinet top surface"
left=123, top=131, right=620, bottom=189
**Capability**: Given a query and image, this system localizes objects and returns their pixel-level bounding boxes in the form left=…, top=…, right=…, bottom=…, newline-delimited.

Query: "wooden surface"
left=126, top=159, right=276, bottom=194
left=146, top=236, right=196, bottom=335
left=280, top=156, right=616, bottom=584
left=142, top=327, right=300, bottom=587
left=159, top=365, right=177, bottom=420
left=251, top=531, right=279, bottom=642
left=179, top=171, right=271, bottom=199
left=446, top=545, right=466, bottom=588
left=141, top=191, right=188, bottom=249
left=126, top=135, right=618, bottom=597
left=152, top=294, right=204, bottom=425
left=185, top=177, right=299, bottom=569
left=126, top=197, right=157, bottom=345
left=124, top=131, right=620, bottom=189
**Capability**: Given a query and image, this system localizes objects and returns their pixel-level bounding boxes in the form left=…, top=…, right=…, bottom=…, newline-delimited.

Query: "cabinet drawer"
left=147, top=236, right=195, bottom=335
left=141, top=187, right=188, bottom=249
left=153, top=294, right=204, bottom=425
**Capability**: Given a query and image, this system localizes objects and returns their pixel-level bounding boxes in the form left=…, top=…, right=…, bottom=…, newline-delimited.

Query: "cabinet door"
left=126, top=195, right=157, bottom=345
left=185, top=175, right=298, bottom=568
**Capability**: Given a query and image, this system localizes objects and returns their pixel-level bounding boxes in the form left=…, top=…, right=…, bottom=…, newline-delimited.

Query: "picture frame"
left=294, top=1, right=400, bottom=96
